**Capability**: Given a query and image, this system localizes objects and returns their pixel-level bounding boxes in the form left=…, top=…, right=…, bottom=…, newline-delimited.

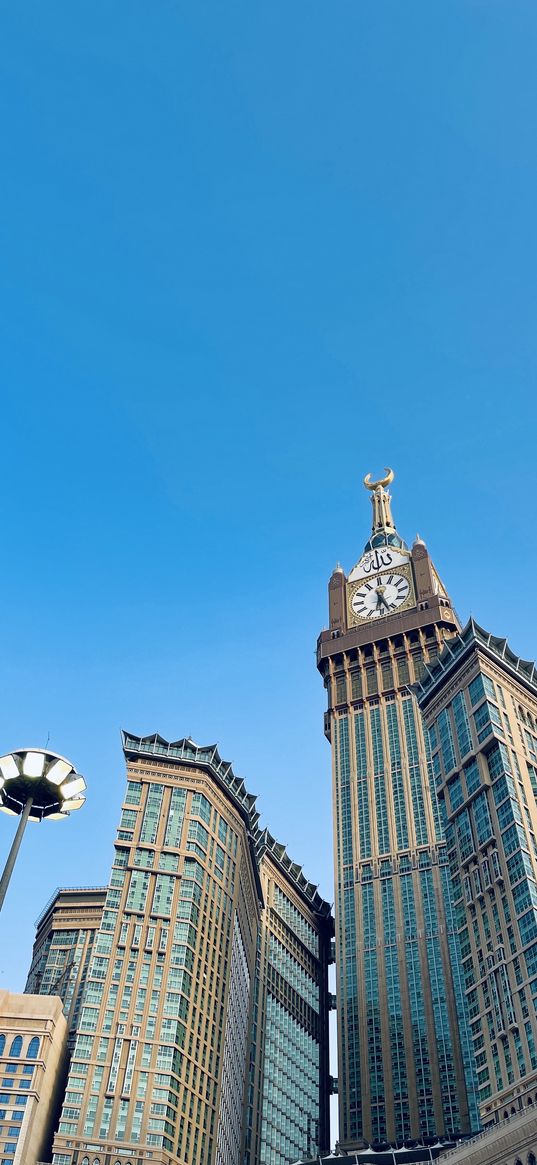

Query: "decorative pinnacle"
left=363, top=467, right=396, bottom=533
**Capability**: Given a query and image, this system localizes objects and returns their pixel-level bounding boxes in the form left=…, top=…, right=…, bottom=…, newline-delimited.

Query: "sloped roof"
left=121, top=732, right=333, bottom=926
left=122, top=731, right=261, bottom=833
left=255, top=825, right=332, bottom=919
left=416, top=617, right=537, bottom=704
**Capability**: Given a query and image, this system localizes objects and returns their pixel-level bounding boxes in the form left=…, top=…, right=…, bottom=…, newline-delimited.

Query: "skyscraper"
left=45, top=733, right=333, bottom=1165
left=416, top=619, right=537, bottom=1127
left=50, top=733, right=263, bottom=1165
left=316, top=470, right=479, bottom=1148
left=25, top=887, right=107, bottom=1050
left=244, top=828, right=333, bottom=1165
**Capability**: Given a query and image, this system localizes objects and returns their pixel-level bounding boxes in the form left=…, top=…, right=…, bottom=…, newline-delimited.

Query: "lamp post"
left=0, top=748, right=86, bottom=911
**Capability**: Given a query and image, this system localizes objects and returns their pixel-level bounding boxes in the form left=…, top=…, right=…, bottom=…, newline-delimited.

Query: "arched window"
left=27, top=1037, right=39, bottom=1059
left=528, top=1095, right=533, bottom=1104
left=0, top=1035, right=5, bottom=1056
left=528, top=1154, right=536, bottom=1165
left=9, top=1036, right=22, bottom=1057
left=503, top=1110, right=509, bottom=1119
left=81, top=1158, right=89, bottom=1165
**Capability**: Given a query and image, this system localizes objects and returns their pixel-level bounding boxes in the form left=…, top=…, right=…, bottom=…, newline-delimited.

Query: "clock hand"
left=376, top=586, right=389, bottom=610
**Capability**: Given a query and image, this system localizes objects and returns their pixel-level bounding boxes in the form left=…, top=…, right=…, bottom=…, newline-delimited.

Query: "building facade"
left=432, top=1104, right=537, bottom=1165
left=25, top=888, right=107, bottom=1050
left=244, top=829, right=333, bottom=1165
left=49, top=732, right=262, bottom=1165
left=417, top=620, right=537, bottom=1126
left=317, top=471, right=479, bottom=1148
left=0, top=990, right=67, bottom=1165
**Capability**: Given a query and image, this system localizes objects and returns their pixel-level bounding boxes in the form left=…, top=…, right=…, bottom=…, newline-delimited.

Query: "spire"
left=362, top=467, right=408, bottom=553
left=364, top=468, right=396, bottom=534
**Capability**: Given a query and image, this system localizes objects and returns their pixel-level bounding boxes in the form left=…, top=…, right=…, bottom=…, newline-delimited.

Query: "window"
left=8, top=1037, right=21, bottom=1057
left=0, top=1036, right=4, bottom=1055
left=139, top=785, right=164, bottom=844
left=27, top=1038, right=39, bottom=1059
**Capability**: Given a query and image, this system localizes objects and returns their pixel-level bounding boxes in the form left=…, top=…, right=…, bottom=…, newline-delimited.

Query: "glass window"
left=119, top=808, right=137, bottom=832
left=139, top=785, right=164, bottom=844
left=125, top=781, right=141, bottom=805
left=8, top=1038, right=21, bottom=1058
left=27, top=1038, right=39, bottom=1060
left=437, top=707, right=456, bottom=773
left=164, top=789, right=186, bottom=848
left=126, top=870, right=150, bottom=913
left=468, top=675, right=485, bottom=706
left=448, top=775, right=464, bottom=813
left=191, top=792, right=211, bottom=826
left=158, top=851, right=179, bottom=871
left=453, top=692, right=472, bottom=757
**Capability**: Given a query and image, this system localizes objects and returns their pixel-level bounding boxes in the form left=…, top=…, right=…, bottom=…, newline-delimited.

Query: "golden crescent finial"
left=363, top=467, right=394, bottom=491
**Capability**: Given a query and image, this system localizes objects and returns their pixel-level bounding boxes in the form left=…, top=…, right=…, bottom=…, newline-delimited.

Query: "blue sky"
left=1, top=2, right=537, bottom=993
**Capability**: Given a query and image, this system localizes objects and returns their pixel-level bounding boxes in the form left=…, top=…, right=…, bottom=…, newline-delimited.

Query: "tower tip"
left=363, top=467, right=394, bottom=492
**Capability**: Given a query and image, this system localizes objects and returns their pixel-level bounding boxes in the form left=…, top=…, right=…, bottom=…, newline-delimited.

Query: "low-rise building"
left=0, top=990, right=67, bottom=1165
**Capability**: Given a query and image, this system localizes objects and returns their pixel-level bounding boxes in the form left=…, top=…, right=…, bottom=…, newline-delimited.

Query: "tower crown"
left=362, top=467, right=408, bottom=553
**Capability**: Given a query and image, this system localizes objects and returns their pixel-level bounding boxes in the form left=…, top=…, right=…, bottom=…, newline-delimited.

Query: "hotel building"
left=244, top=828, right=333, bottom=1165
left=25, top=888, right=107, bottom=1051
left=317, top=471, right=479, bottom=1147
left=417, top=620, right=537, bottom=1126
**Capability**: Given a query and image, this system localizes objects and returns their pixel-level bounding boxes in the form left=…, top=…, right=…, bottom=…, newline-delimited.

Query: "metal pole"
left=0, top=797, right=34, bottom=911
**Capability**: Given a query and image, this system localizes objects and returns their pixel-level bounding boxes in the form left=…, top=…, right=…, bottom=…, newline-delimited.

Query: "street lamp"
left=0, top=748, right=86, bottom=911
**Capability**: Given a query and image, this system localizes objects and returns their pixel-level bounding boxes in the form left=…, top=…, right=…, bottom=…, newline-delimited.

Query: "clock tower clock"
left=317, top=470, right=479, bottom=1149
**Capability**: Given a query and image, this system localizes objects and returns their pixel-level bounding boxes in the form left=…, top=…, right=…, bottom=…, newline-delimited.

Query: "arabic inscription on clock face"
left=347, top=546, right=409, bottom=583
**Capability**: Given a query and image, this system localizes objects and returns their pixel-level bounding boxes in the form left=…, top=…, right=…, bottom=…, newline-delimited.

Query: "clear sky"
left=1, top=1, right=536, bottom=1003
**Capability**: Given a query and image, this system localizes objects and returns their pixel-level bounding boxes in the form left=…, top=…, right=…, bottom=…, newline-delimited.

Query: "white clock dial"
left=351, top=573, right=410, bottom=620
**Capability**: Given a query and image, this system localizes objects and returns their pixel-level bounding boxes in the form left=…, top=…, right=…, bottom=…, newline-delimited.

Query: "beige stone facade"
left=0, top=990, right=67, bottom=1165
left=439, top=1103, right=537, bottom=1165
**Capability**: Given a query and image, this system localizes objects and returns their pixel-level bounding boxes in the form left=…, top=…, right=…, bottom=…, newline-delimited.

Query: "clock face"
left=350, top=573, right=410, bottom=620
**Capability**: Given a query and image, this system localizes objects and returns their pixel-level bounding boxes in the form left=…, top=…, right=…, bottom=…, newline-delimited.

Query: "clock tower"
left=317, top=471, right=479, bottom=1148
